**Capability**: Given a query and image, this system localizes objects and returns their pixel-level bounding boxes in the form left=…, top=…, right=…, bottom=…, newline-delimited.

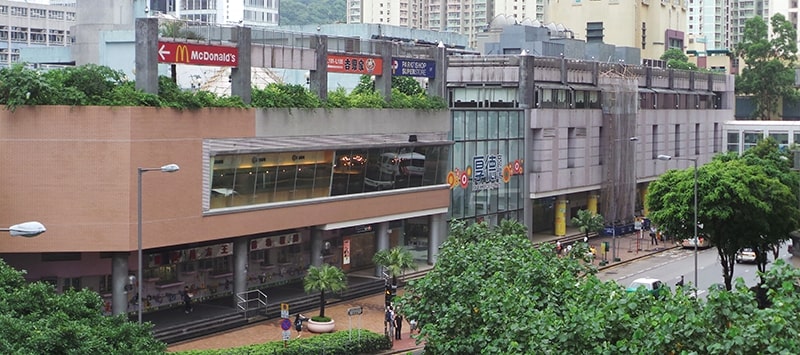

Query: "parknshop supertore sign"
left=157, top=41, right=239, bottom=67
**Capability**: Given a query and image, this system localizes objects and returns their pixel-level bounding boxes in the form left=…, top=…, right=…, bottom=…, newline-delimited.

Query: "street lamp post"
left=657, top=154, right=698, bottom=297
left=1, top=221, right=46, bottom=237
left=137, top=164, right=180, bottom=324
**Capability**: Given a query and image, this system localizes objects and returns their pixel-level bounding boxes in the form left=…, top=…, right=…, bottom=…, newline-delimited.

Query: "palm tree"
left=571, top=209, right=605, bottom=242
left=303, top=264, right=347, bottom=320
left=373, top=246, right=418, bottom=287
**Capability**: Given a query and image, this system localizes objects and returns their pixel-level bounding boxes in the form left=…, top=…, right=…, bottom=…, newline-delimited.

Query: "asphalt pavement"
left=164, top=231, right=675, bottom=353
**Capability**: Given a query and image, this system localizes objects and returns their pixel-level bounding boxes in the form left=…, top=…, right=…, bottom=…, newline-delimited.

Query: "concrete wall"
left=254, top=108, right=450, bottom=137
left=0, top=106, right=449, bottom=253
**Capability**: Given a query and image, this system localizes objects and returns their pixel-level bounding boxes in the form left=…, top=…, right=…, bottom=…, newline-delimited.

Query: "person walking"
left=182, top=286, right=193, bottom=314
left=294, top=313, right=308, bottom=338
left=385, top=305, right=395, bottom=338
left=394, top=312, right=404, bottom=340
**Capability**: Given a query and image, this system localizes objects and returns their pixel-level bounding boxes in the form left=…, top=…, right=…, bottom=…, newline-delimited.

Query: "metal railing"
left=235, top=289, right=268, bottom=319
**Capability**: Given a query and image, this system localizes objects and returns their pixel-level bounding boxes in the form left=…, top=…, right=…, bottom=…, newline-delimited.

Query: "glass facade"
left=209, top=145, right=450, bottom=209
left=449, top=110, right=525, bottom=225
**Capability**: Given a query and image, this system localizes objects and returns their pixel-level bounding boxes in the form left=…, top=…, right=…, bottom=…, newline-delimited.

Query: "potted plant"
left=373, top=246, right=418, bottom=304
left=303, top=264, right=347, bottom=333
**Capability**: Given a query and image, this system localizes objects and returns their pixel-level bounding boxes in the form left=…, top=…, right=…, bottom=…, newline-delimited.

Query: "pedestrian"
left=385, top=305, right=395, bottom=337
left=676, top=275, right=685, bottom=287
left=394, top=312, right=404, bottom=339
left=556, top=240, right=562, bottom=255
left=294, top=313, right=308, bottom=338
left=182, top=286, right=193, bottom=314
left=650, top=230, right=658, bottom=246
left=408, top=318, right=418, bottom=334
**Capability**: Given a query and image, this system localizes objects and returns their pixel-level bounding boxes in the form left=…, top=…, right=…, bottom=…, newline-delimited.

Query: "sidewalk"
left=165, top=231, right=675, bottom=353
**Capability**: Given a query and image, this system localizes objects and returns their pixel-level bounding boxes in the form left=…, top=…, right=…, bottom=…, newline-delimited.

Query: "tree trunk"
left=319, top=290, right=326, bottom=318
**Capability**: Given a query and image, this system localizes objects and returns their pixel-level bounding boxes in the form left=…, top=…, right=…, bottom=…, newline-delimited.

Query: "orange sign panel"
left=327, top=54, right=383, bottom=75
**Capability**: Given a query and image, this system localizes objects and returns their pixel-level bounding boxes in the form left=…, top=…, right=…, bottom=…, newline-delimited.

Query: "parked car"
left=681, top=237, right=712, bottom=249
left=626, top=278, right=670, bottom=297
left=736, top=248, right=758, bottom=264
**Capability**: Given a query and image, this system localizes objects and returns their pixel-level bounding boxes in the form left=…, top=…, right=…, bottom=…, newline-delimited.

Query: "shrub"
left=173, top=329, right=391, bottom=355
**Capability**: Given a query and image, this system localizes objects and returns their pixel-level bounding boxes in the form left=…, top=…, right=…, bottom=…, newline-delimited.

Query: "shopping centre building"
left=0, top=6, right=735, bottom=317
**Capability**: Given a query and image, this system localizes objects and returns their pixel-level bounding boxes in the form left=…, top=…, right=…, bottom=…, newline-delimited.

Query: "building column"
left=554, top=196, right=567, bottom=236
left=374, top=41, right=393, bottom=102
left=232, top=239, right=248, bottom=307
left=134, top=18, right=158, bottom=94
left=112, top=252, right=129, bottom=315
left=230, top=26, right=252, bottom=104
left=311, top=228, right=323, bottom=267
left=427, top=213, right=445, bottom=265
left=374, top=222, right=390, bottom=277
left=587, top=194, right=599, bottom=214
left=427, top=43, right=447, bottom=98
left=309, top=35, right=329, bottom=101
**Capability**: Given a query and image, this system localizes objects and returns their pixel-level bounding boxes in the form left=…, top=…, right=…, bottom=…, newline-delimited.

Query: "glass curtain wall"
left=209, top=145, right=449, bottom=209
left=450, top=109, right=525, bottom=225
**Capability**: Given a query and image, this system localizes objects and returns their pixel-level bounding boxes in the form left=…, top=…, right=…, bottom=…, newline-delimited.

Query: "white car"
left=625, top=278, right=670, bottom=297
left=736, top=248, right=757, bottom=263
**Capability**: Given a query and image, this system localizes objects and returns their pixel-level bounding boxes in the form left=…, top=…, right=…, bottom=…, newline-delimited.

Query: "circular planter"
left=307, top=319, right=336, bottom=333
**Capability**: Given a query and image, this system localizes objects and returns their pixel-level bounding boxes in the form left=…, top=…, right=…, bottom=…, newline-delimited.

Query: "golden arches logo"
left=175, top=45, right=190, bottom=63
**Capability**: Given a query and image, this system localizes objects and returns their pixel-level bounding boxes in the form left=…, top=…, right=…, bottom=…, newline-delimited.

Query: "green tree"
left=647, top=149, right=799, bottom=290
left=303, top=264, right=347, bottom=320
left=660, top=48, right=698, bottom=70
left=570, top=209, right=604, bottom=242
left=735, top=14, right=799, bottom=120
left=279, top=0, right=345, bottom=25
left=395, top=219, right=800, bottom=354
left=373, top=246, right=418, bottom=289
left=0, top=259, right=165, bottom=354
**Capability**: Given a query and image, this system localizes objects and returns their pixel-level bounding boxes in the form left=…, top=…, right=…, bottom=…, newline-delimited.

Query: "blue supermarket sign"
left=391, top=58, right=436, bottom=78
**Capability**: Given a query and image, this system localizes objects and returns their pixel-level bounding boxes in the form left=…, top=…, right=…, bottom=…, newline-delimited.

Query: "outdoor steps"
left=154, top=313, right=248, bottom=345
left=155, top=278, right=386, bottom=344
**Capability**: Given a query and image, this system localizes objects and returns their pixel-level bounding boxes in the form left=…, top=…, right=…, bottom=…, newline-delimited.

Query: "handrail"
left=235, top=289, right=268, bottom=318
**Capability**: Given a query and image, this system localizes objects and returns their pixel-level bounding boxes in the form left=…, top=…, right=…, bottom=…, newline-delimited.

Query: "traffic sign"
left=157, top=41, right=238, bottom=67
left=347, top=306, right=363, bottom=316
left=282, top=330, right=291, bottom=341
left=280, top=303, right=289, bottom=319
left=280, top=318, right=292, bottom=331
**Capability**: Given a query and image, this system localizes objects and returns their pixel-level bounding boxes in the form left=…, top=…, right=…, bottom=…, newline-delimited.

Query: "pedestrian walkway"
left=162, top=230, right=676, bottom=353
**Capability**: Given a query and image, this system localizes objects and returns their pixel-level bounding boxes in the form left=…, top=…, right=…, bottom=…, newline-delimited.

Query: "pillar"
left=374, top=222, right=390, bottom=277
left=311, top=228, right=323, bottom=267
left=374, top=41, right=393, bottom=102
left=427, top=42, right=447, bottom=98
left=309, top=35, right=329, bottom=101
left=642, top=184, right=649, bottom=216
left=232, top=239, right=248, bottom=307
left=134, top=18, right=159, bottom=94
left=230, top=26, right=252, bottom=104
left=112, top=252, right=129, bottom=315
left=554, top=196, right=567, bottom=236
left=427, top=214, right=445, bottom=265
left=587, top=194, right=598, bottom=214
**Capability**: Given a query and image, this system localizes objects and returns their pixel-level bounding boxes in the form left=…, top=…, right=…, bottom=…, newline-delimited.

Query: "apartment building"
left=544, top=0, right=688, bottom=61
left=0, top=0, right=75, bottom=65
left=148, top=0, right=278, bottom=26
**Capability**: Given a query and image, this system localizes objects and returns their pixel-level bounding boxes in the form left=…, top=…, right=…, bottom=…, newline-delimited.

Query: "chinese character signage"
left=327, top=54, right=383, bottom=74
left=447, top=155, right=523, bottom=191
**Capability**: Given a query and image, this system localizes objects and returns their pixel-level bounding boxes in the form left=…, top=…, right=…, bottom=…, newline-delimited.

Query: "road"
left=597, top=244, right=797, bottom=297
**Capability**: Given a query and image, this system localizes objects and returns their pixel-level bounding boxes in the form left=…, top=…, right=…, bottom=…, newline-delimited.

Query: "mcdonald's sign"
left=157, top=41, right=239, bottom=67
